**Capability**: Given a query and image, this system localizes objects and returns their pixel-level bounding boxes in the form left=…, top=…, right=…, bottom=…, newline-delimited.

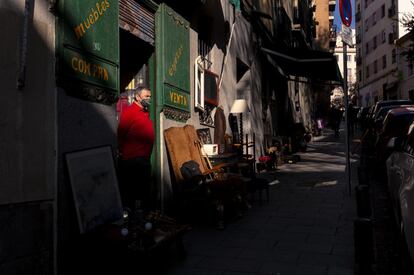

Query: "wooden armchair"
left=164, top=125, right=246, bottom=229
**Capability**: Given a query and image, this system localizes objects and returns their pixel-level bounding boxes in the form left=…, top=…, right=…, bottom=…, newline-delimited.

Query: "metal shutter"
left=119, top=0, right=155, bottom=45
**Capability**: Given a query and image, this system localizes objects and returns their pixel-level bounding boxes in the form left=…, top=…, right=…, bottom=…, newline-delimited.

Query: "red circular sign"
left=339, top=0, right=352, bottom=27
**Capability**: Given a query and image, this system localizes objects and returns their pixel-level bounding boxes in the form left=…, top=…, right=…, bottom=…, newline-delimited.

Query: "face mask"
left=140, top=98, right=151, bottom=111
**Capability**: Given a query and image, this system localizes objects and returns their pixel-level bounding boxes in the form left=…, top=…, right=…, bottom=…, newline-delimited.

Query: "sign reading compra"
left=57, top=0, right=119, bottom=104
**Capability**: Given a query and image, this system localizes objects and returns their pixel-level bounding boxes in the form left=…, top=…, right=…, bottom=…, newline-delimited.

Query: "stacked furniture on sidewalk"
left=164, top=125, right=250, bottom=229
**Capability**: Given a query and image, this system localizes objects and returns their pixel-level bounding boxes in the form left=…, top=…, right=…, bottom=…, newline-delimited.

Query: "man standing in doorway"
left=117, top=86, right=154, bottom=211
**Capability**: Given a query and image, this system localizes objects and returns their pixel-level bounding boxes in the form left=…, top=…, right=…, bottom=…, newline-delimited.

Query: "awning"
left=262, top=47, right=343, bottom=84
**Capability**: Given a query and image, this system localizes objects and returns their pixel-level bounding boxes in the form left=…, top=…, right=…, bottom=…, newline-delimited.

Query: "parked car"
left=360, top=101, right=412, bottom=156
left=370, top=99, right=413, bottom=121
left=386, top=121, right=414, bottom=263
left=375, top=107, right=414, bottom=165
left=373, top=104, right=414, bottom=134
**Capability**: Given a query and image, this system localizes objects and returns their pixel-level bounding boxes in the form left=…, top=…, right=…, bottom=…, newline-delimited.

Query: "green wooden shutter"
left=156, top=4, right=190, bottom=121
left=57, top=0, right=119, bottom=104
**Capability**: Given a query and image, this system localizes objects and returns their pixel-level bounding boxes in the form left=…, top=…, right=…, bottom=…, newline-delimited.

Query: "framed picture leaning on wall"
left=64, top=145, right=123, bottom=234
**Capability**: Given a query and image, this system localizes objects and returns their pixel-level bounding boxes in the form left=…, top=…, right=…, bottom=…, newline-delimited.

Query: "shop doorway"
left=117, top=29, right=154, bottom=117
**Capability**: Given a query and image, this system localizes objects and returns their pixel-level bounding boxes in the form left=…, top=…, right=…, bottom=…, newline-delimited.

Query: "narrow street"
left=164, top=127, right=357, bottom=275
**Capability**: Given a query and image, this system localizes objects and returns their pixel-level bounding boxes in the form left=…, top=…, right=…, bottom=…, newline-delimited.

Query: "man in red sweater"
left=117, top=86, right=155, bottom=210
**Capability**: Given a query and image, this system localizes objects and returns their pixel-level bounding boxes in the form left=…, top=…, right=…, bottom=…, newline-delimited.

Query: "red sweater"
left=117, top=103, right=155, bottom=160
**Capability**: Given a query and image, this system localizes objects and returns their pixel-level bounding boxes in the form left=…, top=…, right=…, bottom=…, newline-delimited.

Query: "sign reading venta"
left=58, top=0, right=119, bottom=101
left=156, top=4, right=190, bottom=112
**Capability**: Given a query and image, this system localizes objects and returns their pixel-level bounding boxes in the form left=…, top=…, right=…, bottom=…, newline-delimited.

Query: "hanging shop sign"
left=57, top=0, right=119, bottom=104
left=156, top=4, right=190, bottom=120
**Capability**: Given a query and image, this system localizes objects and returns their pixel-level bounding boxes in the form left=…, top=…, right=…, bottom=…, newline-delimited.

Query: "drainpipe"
left=218, top=8, right=237, bottom=90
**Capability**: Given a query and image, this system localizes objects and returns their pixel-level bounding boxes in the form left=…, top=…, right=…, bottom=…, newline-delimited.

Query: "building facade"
left=314, top=0, right=337, bottom=52
left=355, top=0, right=408, bottom=106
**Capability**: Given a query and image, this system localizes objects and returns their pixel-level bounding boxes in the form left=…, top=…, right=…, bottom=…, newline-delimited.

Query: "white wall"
left=398, top=0, right=412, bottom=38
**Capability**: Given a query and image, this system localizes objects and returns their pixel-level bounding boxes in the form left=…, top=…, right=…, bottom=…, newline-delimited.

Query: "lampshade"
left=230, top=99, right=249, bottom=114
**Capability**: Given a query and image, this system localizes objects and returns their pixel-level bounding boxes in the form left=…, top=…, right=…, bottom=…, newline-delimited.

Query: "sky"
left=334, top=0, right=356, bottom=31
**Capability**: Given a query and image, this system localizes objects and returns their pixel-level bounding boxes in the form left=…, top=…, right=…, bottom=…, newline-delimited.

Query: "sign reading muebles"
left=73, top=0, right=111, bottom=40
left=57, top=0, right=119, bottom=104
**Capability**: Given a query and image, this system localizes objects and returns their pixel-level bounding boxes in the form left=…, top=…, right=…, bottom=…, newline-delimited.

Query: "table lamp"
left=230, top=99, right=249, bottom=145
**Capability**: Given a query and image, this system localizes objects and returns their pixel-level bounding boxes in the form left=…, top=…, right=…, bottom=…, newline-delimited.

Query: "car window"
left=383, top=114, right=414, bottom=138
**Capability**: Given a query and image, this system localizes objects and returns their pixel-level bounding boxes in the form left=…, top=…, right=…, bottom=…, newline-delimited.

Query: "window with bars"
left=198, top=38, right=212, bottom=69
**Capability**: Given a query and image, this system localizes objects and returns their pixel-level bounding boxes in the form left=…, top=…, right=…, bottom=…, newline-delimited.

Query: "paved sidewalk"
left=165, top=129, right=357, bottom=275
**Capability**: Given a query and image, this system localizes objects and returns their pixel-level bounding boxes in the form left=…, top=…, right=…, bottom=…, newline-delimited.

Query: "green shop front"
left=57, top=0, right=120, bottom=104
left=56, top=0, right=190, bottom=217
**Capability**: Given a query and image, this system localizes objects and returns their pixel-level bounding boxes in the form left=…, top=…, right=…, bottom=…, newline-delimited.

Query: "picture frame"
left=196, top=128, right=212, bottom=144
left=65, top=145, right=123, bottom=234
